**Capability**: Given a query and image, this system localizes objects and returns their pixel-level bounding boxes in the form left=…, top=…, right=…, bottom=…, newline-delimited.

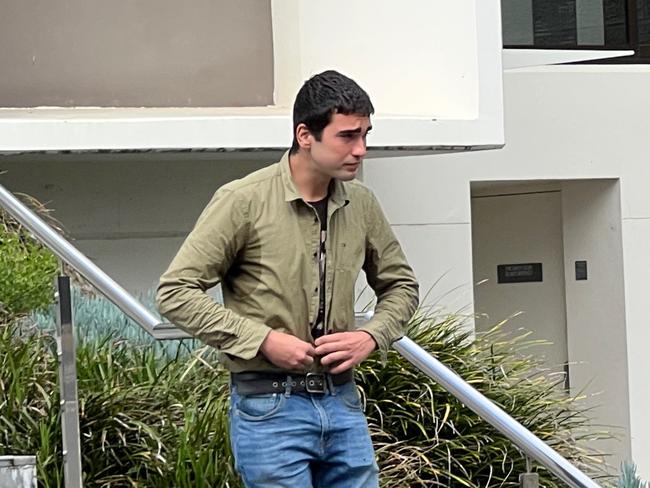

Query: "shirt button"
left=314, top=287, right=318, bottom=293
left=313, top=252, right=317, bottom=258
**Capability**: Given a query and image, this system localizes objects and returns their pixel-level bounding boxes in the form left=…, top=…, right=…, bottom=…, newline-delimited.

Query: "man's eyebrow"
left=338, top=126, right=373, bottom=135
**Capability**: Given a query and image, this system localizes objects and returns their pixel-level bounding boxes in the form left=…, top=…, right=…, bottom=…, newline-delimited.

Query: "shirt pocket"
left=335, top=239, right=365, bottom=272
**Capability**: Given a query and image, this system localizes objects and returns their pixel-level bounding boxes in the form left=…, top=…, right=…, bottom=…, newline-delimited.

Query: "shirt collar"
left=280, top=151, right=350, bottom=206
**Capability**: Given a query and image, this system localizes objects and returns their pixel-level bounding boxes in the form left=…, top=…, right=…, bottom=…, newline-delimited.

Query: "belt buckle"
left=305, top=373, right=326, bottom=394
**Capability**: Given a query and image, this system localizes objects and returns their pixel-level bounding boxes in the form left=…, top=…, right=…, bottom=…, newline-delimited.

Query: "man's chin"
left=336, top=171, right=359, bottom=181
left=337, top=164, right=361, bottom=180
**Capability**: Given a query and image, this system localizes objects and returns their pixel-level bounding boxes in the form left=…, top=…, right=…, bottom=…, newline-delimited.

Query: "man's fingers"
left=314, top=341, right=343, bottom=356
left=328, top=359, right=354, bottom=375
left=320, top=350, right=349, bottom=366
left=259, top=330, right=322, bottom=370
left=314, top=333, right=343, bottom=347
left=298, top=344, right=316, bottom=367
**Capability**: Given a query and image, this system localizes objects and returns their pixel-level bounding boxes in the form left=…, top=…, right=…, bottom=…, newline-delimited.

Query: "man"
left=156, top=70, right=419, bottom=487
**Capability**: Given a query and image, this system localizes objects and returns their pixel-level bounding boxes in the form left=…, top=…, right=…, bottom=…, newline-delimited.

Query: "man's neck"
left=288, top=151, right=331, bottom=202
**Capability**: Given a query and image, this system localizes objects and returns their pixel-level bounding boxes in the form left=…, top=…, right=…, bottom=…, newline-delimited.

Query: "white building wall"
left=560, top=179, right=630, bottom=464
left=273, top=0, right=479, bottom=118
left=1, top=0, right=504, bottom=151
left=0, top=154, right=273, bottom=293
left=620, top=219, right=650, bottom=475
left=363, top=65, right=650, bottom=474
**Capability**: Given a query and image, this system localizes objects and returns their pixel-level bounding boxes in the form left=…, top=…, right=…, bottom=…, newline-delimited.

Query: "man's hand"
left=314, top=331, right=377, bottom=374
left=259, top=330, right=316, bottom=370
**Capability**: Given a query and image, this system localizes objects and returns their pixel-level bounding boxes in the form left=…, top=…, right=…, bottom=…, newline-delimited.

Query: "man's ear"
left=295, top=123, right=313, bottom=150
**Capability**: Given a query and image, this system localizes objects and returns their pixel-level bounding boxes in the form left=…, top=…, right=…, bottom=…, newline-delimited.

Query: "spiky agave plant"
left=619, top=462, right=648, bottom=488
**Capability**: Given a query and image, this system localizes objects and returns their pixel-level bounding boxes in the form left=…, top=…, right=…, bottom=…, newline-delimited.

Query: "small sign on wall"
left=497, top=263, right=543, bottom=283
left=575, top=260, right=588, bottom=280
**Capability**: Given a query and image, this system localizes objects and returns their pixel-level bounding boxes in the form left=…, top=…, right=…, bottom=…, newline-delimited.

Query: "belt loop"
left=284, top=375, right=293, bottom=397
left=326, top=374, right=337, bottom=396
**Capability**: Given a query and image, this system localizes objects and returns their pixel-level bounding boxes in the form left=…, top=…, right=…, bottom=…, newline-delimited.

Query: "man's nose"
left=352, top=137, right=367, bottom=158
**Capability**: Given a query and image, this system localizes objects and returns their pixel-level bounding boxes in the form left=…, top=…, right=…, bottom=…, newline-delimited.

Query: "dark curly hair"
left=290, top=70, right=374, bottom=154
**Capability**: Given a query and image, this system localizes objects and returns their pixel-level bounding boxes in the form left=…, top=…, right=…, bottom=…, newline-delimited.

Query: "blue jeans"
left=229, top=381, right=379, bottom=487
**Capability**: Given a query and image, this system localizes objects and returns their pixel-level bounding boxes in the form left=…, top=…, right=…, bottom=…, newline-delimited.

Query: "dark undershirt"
left=310, top=197, right=328, bottom=232
left=308, top=197, right=328, bottom=338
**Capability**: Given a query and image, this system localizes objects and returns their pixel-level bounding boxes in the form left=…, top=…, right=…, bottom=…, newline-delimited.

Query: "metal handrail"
left=393, top=336, right=599, bottom=487
left=0, top=182, right=600, bottom=487
left=0, top=184, right=189, bottom=341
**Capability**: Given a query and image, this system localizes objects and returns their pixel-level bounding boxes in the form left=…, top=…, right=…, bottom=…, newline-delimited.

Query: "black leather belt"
left=231, top=370, right=354, bottom=395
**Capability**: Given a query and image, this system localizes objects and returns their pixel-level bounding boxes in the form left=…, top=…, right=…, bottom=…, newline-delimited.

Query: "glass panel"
left=502, top=0, right=534, bottom=45
left=577, top=0, right=605, bottom=44
left=501, top=0, right=629, bottom=48
left=639, top=0, right=650, bottom=44
left=533, top=0, right=578, bottom=47
left=604, top=0, right=628, bottom=46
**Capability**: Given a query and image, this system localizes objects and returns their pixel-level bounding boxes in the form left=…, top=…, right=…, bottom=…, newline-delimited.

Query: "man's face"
left=307, top=112, right=372, bottom=181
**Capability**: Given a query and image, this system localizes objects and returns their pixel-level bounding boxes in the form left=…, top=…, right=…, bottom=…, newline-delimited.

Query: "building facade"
left=1, top=0, right=648, bottom=477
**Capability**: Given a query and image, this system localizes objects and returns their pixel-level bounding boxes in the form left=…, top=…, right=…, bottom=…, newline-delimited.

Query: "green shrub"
left=3, top=293, right=612, bottom=487
left=74, top=340, right=236, bottom=487
left=0, top=219, right=57, bottom=316
left=361, top=312, right=611, bottom=487
left=0, top=318, right=237, bottom=487
left=0, top=321, right=62, bottom=486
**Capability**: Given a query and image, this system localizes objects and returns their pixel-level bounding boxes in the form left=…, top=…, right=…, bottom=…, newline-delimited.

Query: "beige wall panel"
left=561, top=179, right=630, bottom=467
left=0, top=152, right=273, bottom=238
left=0, top=0, right=273, bottom=107
left=471, top=190, right=569, bottom=372
left=0, top=152, right=275, bottom=292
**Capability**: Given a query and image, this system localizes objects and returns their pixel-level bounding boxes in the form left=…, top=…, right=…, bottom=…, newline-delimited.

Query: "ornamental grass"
left=1, top=294, right=613, bottom=487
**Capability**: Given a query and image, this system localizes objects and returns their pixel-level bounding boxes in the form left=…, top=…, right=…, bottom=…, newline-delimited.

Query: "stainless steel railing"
left=393, top=335, right=599, bottom=487
left=0, top=182, right=600, bottom=488
left=0, top=184, right=189, bottom=341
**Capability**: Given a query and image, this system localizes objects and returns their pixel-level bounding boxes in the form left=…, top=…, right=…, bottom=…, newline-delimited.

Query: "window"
left=502, top=0, right=650, bottom=62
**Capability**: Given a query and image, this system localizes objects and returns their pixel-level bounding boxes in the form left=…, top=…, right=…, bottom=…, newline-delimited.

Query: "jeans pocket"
left=338, top=382, right=363, bottom=411
left=235, top=393, right=285, bottom=421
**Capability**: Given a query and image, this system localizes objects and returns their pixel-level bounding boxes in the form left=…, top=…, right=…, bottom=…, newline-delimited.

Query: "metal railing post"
left=56, top=275, right=83, bottom=488
left=519, top=456, right=539, bottom=488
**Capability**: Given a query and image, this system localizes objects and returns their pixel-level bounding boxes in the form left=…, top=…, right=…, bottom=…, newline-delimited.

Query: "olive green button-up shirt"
left=156, top=152, right=419, bottom=373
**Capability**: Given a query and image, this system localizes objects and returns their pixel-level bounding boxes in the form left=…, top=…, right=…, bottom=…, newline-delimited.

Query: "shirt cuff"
left=222, top=318, right=272, bottom=360
left=357, top=320, right=401, bottom=354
